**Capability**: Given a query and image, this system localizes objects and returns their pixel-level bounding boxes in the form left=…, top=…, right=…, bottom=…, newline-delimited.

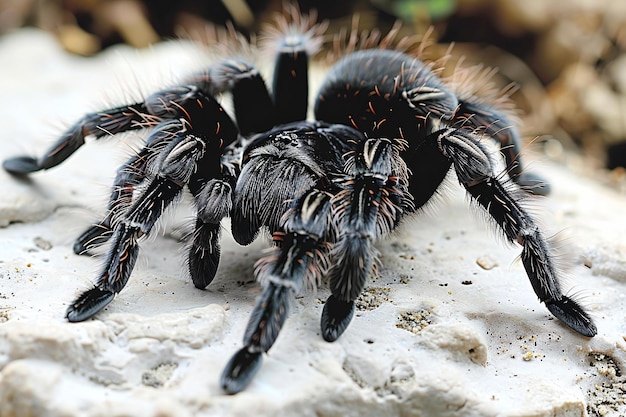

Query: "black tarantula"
left=3, top=10, right=596, bottom=394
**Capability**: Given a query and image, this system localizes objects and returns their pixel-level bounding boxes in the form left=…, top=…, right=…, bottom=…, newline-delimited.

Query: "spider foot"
left=3, top=156, right=40, bottom=175
left=545, top=296, right=597, bottom=337
left=321, top=295, right=355, bottom=342
left=188, top=250, right=220, bottom=289
left=66, top=287, right=115, bottom=322
left=188, top=222, right=221, bottom=289
left=73, top=223, right=112, bottom=255
left=516, top=172, right=551, bottom=196
left=220, top=347, right=263, bottom=394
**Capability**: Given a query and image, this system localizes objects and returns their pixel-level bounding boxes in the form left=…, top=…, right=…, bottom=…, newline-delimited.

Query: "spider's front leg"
left=66, top=122, right=194, bottom=320
left=221, top=190, right=334, bottom=394
left=321, top=138, right=412, bottom=342
left=220, top=121, right=346, bottom=393
left=73, top=125, right=174, bottom=255
left=435, top=127, right=597, bottom=337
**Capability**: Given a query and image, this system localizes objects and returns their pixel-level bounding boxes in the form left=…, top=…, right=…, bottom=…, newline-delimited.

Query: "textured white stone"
left=0, top=29, right=625, bottom=417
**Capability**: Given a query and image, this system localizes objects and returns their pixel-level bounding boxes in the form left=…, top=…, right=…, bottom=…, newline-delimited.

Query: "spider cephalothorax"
left=3, top=10, right=596, bottom=394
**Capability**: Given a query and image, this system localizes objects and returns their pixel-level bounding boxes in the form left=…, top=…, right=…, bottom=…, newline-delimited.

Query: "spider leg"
left=73, top=126, right=173, bottom=255
left=455, top=98, right=550, bottom=195
left=3, top=77, right=235, bottom=175
left=186, top=178, right=233, bottom=289
left=221, top=122, right=348, bottom=393
left=3, top=103, right=149, bottom=174
left=194, top=60, right=276, bottom=135
left=436, top=128, right=596, bottom=337
left=321, top=138, right=411, bottom=342
left=65, top=124, right=197, bottom=321
left=272, top=41, right=309, bottom=125
left=67, top=93, right=239, bottom=321
left=221, top=190, right=334, bottom=394
left=268, top=15, right=324, bottom=125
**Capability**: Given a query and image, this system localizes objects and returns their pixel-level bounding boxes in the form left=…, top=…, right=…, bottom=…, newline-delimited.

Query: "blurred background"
left=1, top=0, right=625, bottom=189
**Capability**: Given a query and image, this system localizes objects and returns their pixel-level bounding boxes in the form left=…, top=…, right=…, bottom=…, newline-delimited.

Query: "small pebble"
left=476, top=255, right=498, bottom=270
left=34, top=237, right=53, bottom=251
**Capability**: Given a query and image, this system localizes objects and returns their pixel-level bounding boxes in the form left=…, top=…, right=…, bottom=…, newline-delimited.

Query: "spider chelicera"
left=3, top=10, right=596, bottom=394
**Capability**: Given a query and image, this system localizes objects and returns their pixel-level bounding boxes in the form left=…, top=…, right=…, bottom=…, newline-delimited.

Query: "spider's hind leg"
left=264, top=11, right=325, bottom=124
left=199, top=59, right=276, bottom=135
left=436, top=128, right=596, bottom=337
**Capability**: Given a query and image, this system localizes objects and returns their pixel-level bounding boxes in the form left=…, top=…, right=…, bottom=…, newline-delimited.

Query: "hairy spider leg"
left=3, top=85, right=213, bottom=175
left=65, top=122, right=189, bottom=321
left=222, top=122, right=363, bottom=393
left=272, top=36, right=310, bottom=125
left=454, top=98, right=550, bottom=195
left=3, top=103, right=149, bottom=174
left=197, top=60, right=276, bottom=135
left=68, top=81, right=241, bottom=255
left=185, top=175, right=233, bottom=289
left=221, top=190, right=334, bottom=394
left=73, top=125, right=175, bottom=255
left=1, top=67, right=252, bottom=176
left=66, top=123, right=197, bottom=321
left=433, top=127, right=596, bottom=337
left=66, top=93, right=239, bottom=322
left=321, top=137, right=412, bottom=342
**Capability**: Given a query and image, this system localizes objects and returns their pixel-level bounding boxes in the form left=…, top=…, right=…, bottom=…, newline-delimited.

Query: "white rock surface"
left=1, top=29, right=625, bottom=417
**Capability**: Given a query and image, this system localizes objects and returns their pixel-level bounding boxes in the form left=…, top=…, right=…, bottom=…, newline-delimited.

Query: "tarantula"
left=3, top=11, right=596, bottom=394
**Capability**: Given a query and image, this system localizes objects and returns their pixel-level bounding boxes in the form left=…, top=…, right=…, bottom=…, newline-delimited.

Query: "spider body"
left=3, top=12, right=596, bottom=394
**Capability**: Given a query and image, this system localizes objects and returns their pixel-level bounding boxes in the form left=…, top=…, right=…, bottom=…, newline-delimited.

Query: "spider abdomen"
left=315, top=49, right=458, bottom=142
